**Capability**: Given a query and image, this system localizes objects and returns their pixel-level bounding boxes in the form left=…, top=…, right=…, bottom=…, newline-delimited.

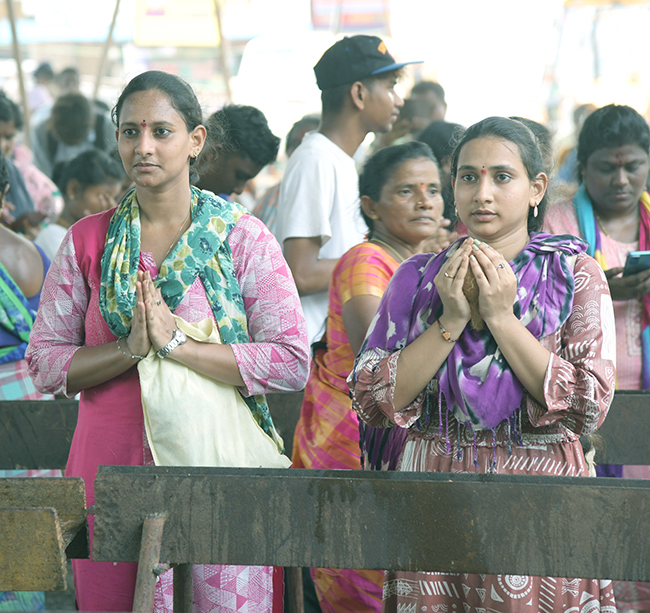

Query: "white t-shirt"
left=277, top=132, right=365, bottom=344
left=35, top=223, right=68, bottom=261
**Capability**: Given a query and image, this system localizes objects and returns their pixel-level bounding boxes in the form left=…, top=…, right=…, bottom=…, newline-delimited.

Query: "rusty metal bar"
left=132, top=514, right=165, bottom=613
left=173, top=564, right=193, bottom=613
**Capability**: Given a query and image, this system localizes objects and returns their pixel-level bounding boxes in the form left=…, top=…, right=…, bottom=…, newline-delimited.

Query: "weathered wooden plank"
left=0, top=399, right=78, bottom=470
left=93, top=466, right=650, bottom=581
left=0, top=477, right=88, bottom=558
left=0, top=507, right=67, bottom=591
left=597, top=390, right=650, bottom=464
left=1, top=391, right=649, bottom=468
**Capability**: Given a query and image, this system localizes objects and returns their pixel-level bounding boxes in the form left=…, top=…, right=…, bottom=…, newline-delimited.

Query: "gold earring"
left=370, top=214, right=379, bottom=220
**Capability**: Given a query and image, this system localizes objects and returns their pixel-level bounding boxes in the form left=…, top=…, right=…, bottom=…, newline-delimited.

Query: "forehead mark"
left=140, top=121, right=147, bottom=128
left=480, top=168, right=487, bottom=175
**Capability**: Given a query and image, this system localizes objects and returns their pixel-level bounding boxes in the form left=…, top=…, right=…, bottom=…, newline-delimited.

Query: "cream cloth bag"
left=138, top=315, right=291, bottom=468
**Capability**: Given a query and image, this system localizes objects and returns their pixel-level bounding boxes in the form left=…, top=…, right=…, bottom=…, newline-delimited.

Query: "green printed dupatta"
left=0, top=261, right=35, bottom=365
left=99, top=187, right=283, bottom=450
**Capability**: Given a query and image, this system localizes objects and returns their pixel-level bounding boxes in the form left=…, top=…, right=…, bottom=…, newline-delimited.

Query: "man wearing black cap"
left=277, top=35, right=420, bottom=344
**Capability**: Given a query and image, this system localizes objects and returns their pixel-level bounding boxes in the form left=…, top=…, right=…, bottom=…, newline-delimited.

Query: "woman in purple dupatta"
left=350, top=117, right=617, bottom=613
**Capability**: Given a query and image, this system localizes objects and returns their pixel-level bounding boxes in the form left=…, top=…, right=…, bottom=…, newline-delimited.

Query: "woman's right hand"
left=126, top=270, right=152, bottom=357
left=604, top=266, right=650, bottom=301
left=434, top=238, right=472, bottom=327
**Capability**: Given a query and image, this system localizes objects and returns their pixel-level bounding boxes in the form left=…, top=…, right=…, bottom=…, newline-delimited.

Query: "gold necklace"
left=162, top=206, right=191, bottom=262
left=370, top=238, right=406, bottom=263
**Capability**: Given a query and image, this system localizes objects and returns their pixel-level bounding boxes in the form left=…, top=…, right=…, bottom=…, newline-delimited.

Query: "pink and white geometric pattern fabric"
left=155, top=565, right=275, bottom=613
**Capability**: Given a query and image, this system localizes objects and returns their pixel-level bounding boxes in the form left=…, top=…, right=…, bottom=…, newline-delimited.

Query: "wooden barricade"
left=91, top=465, right=650, bottom=613
left=0, top=390, right=649, bottom=610
left=0, top=477, right=88, bottom=591
left=0, top=391, right=646, bottom=469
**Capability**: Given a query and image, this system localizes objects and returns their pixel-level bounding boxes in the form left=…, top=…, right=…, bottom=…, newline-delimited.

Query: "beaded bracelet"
left=116, top=337, right=147, bottom=360
left=437, top=319, right=457, bottom=343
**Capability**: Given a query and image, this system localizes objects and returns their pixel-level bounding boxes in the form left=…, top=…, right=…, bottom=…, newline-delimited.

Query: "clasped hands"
left=125, top=270, right=178, bottom=358
left=434, top=237, right=517, bottom=330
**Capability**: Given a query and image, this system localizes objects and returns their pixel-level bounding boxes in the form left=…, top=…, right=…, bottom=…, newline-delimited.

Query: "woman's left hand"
left=141, top=270, right=179, bottom=352
left=468, top=241, right=517, bottom=325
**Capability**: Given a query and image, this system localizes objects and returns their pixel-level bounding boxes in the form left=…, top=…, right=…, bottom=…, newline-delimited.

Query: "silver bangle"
left=116, top=337, right=147, bottom=360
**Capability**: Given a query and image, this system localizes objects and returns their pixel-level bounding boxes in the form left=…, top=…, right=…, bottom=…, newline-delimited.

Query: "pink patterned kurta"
left=350, top=253, right=618, bottom=612
left=26, top=208, right=309, bottom=612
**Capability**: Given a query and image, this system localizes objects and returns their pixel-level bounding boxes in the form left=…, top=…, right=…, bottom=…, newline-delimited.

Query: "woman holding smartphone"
left=544, top=104, right=650, bottom=611
left=545, top=104, right=650, bottom=391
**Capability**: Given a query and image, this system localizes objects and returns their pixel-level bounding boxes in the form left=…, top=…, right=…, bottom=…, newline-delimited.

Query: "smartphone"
left=623, top=250, right=650, bottom=276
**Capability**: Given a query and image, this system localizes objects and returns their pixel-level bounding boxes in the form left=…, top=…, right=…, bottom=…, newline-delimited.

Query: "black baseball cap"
left=314, top=35, right=422, bottom=91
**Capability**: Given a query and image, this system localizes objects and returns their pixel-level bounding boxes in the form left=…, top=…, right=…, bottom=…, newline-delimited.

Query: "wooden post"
left=173, top=564, right=193, bottom=613
left=212, top=0, right=232, bottom=103
left=93, top=0, right=121, bottom=101
left=6, top=0, right=30, bottom=146
left=132, top=514, right=165, bottom=613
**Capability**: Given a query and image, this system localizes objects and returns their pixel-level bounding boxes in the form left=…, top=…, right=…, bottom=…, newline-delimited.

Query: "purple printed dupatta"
left=357, top=233, right=587, bottom=432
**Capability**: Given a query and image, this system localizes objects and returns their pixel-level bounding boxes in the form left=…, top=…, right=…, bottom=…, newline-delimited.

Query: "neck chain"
left=370, top=238, right=406, bottom=263
left=163, top=206, right=191, bottom=262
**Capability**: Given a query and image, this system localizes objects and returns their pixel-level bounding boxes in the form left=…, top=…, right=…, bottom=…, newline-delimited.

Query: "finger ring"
left=156, top=300, right=162, bottom=306
left=444, top=272, right=455, bottom=279
left=496, top=263, right=506, bottom=269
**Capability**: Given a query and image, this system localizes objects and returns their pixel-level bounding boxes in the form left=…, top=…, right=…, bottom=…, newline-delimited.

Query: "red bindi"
left=140, top=121, right=147, bottom=128
left=420, top=183, right=425, bottom=190
left=480, top=168, right=487, bottom=175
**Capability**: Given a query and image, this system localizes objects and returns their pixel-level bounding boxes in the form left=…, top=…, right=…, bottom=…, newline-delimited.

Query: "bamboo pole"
left=93, top=0, right=121, bottom=101
left=6, top=0, right=30, bottom=146
left=212, top=0, right=232, bottom=103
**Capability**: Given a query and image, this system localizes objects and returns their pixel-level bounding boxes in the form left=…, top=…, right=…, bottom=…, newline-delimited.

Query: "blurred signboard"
left=311, top=0, right=390, bottom=33
left=134, top=0, right=221, bottom=47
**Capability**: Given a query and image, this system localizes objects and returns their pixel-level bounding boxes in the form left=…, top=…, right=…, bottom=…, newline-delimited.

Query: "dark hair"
left=410, top=80, right=445, bottom=103
left=52, top=149, right=124, bottom=198
left=577, top=104, right=650, bottom=173
left=207, top=104, right=280, bottom=167
left=48, top=93, right=93, bottom=145
left=0, top=91, right=23, bottom=130
left=285, top=114, right=320, bottom=156
left=112, top=70, right=208, bottom=182
left=449, top=116, right=548, bottom=232
left=418, top=120, right=464, bottom=164
left=0, top=151, right=9, bottom=194
left=359, top=140, right=439, bottom=236
left=321, top=71, right=400, bottom=115
left=112, top=70, right=202, bottom=131
left=509, top=116, right=554, bottom=177
left=34, top=62, right=54, bottom=81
